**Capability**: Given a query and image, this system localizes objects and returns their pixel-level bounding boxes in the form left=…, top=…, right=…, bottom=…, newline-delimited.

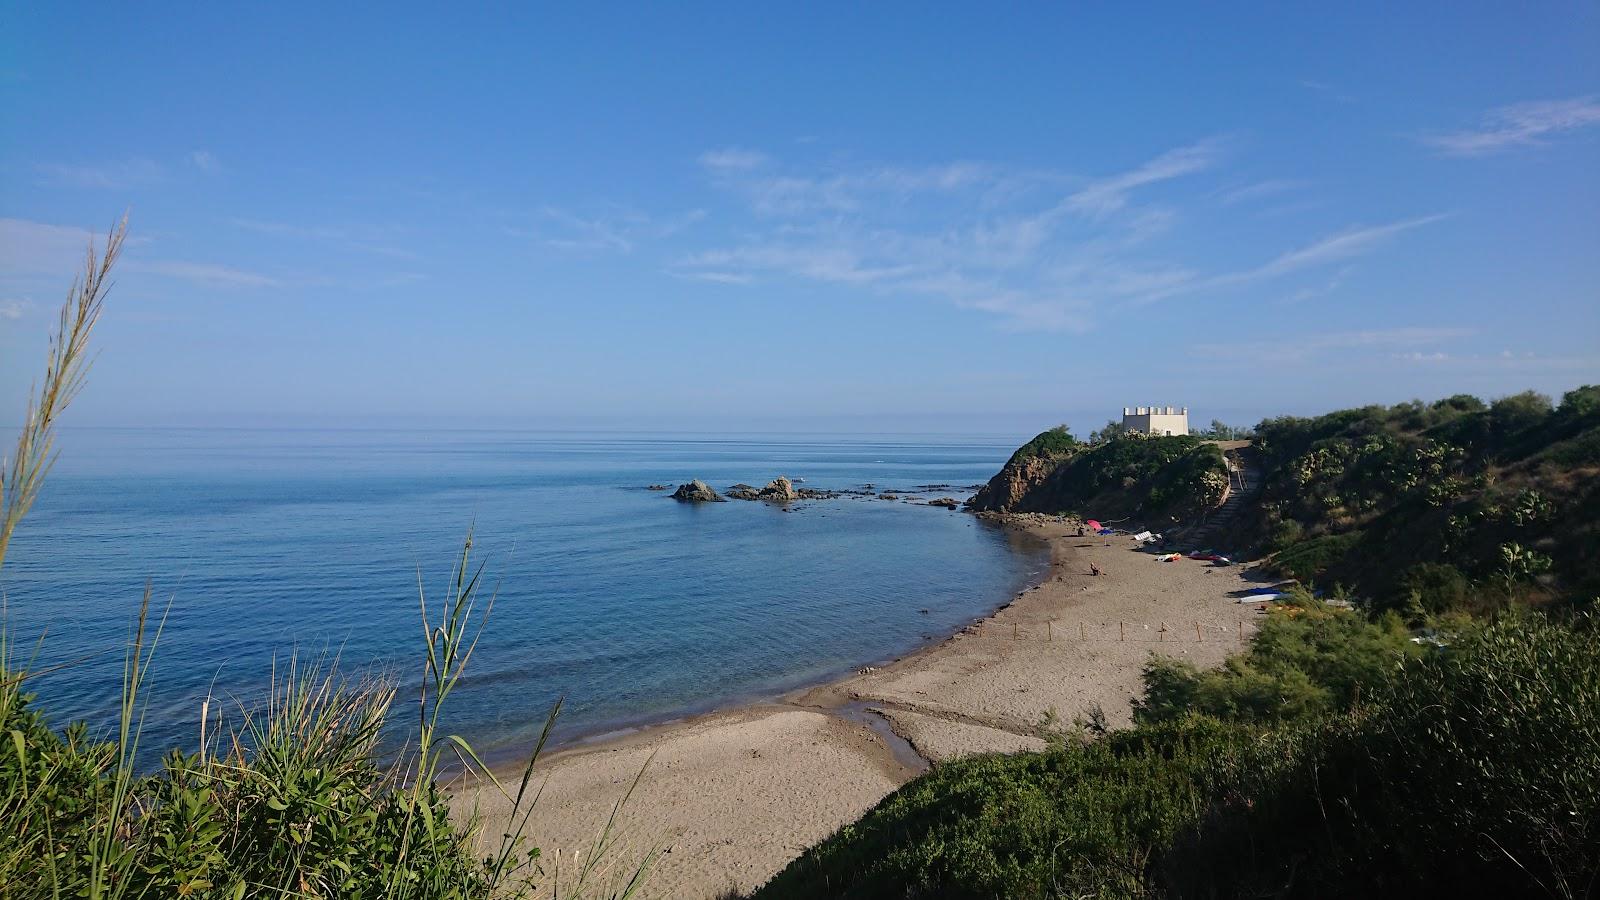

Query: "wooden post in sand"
left=1120, top=620, right=1125, bottom=641
left=1159, top=623, right=1166, bottom=642
left=1047, top=621, right=1052, bottom=642
left=1196, top=622, right=1202, bottom=642
left=1238, top=620, right=1244, bottom=643
left=1013, top=623, right=1019, bottom=640
left=1080, top=622, right=1086, bottom=641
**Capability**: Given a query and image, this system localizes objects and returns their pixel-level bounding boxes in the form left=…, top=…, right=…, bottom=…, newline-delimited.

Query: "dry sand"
left=453, top=517, right=1265, bottom=898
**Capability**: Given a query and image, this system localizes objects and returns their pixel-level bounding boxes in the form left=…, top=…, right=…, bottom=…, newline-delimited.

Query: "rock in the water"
left=927, top=497, right=959, bottom=509
left=646, top=484, right=669, bottom=491
left=758, top=476, right=799, bottom=503
left=671, top=479, right=725, bottom=502
left=878, top=493, right=898, bottom=500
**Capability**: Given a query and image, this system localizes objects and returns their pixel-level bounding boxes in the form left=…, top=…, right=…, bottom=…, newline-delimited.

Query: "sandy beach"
left=453, top=516, right=1265, bottom=899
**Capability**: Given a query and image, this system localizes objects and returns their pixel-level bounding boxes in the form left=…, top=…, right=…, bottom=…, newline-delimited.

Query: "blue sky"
left=2, top=3, right=1597, bottom=433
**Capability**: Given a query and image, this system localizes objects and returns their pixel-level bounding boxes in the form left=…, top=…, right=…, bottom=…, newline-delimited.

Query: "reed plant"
left=0, top=221, right=654, bottom=897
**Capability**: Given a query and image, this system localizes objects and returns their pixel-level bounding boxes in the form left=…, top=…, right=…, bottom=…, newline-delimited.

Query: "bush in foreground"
left=1161, top=612, right=1600, bottom=897
left=752, top=612, right=1600, bottom=899
left=0, top=544, right=580, bottom=899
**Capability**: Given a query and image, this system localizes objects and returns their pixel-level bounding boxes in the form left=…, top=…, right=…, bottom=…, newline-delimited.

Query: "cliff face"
left=967, top=455, right=1062, bottom=512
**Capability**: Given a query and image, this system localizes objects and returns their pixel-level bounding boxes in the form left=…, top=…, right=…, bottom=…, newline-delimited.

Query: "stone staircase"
left=1177, top=449, right=1262, bottom=553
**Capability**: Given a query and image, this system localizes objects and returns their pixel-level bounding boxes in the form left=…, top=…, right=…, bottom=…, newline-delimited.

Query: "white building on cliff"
left=1123, top=406, right=1189, bottom=436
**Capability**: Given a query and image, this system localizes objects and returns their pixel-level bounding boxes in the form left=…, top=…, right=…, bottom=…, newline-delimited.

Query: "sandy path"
left=453, top=517, right=1263, bottom=898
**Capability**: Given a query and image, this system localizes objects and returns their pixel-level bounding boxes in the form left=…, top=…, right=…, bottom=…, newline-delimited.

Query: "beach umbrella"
left=1086, top=519, right=1102, bottom=530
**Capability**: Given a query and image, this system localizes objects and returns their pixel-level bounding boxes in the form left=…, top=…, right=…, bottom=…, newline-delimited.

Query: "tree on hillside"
left=1090, top=419, right=1126, bottom=443
left=1194, top=419, right=1252, bottom=440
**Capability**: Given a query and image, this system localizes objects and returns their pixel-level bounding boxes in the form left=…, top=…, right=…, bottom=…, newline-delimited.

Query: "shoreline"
left=453, top=515, right=1264, bottom=899
left=466, top=513, right=1055, bottom=774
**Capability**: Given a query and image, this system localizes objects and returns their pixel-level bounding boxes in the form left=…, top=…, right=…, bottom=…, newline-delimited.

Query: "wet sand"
left=451, top=516, right=1264, bottom=898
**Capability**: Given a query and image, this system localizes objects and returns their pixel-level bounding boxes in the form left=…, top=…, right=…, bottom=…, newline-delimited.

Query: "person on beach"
left=1090, top=563, right=1102, bottom=576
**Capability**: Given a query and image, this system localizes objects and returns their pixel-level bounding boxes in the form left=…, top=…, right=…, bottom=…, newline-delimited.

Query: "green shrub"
left=1388, top=562, right=1472, bottom=619
left=754, top=719, right=1253, bottom=900
left=1006, top=425, right=1080, bottom=464
left=1266, top=531, right=1361, bottom=582
left=1266, top=518, right=1304, bottom=552
left=1158, top=613, right=1600, bottom=898
left=1135, top=597, right=1417, bottom=725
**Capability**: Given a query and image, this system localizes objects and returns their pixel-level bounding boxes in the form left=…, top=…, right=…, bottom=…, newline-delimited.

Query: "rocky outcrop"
left=671, top=479, right=724, bottom=502
left=927, top=497, right=959, bottom=509
left=966, top=456, right=1060, bottom=512
left=758, top=476, right=799, bottom=503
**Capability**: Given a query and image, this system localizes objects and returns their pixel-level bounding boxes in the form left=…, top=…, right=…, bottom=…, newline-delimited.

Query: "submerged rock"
left=671, top=479, right=725, bottom=502
left=646, top=484, right=669, bottom=491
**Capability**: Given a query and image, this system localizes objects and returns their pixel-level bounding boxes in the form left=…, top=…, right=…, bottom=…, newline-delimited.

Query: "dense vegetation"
left=1136, top=596, right=1419, bottom=725
left=754, top=605, right=1600, bottom=899
left=1003, top=424, right=1081, bottom=464
left=1247, top=386, right=1600, bottom=609
left=970, top=432, right=1229, bottom=522
left=756, top=393, right=1600, bottom=898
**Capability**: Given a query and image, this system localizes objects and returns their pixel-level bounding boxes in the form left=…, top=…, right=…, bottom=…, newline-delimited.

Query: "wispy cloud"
left=1193, top=326, right=1472, bottom=366
left=1065, top=138, right=1227, bottom=215
left=701, top=154, right=1000, bottom=216
left=188, top=150, right=222, bottom=172
left=0, top=218, right=97, bottom=273
left=528, top=206, right=705, bottom=254
left=1280, top=265, right=1353, bottom=305
left=1218, top=178, right=1306, bottom=206
left=672, top=141, right=1231, bottom=330
left=699, top=147, right=769, bottom=171
left=127, top=260, right=280, bottom=287
left=229, top=218, right=416, bottom=258
left=1421, top=96, right=1600, bottom=156
left=1227, top=214, right=1447, bottom=282
left=671, top=142, right=1438, bottom=332
left=669, top=269, right=754, bottom=285
left=1301, top=80, right=1356, bottom=104
left=0, top=298, right=33, bottom=320
left=36, top=159, right=166, bottom=189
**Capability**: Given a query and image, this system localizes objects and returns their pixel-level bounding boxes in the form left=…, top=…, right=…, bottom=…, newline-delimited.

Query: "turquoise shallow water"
left=1, top=428, right=1047, bottom=764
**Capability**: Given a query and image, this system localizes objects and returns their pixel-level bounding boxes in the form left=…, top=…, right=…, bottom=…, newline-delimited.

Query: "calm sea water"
left=1, top=428, right=1046, bottom=764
